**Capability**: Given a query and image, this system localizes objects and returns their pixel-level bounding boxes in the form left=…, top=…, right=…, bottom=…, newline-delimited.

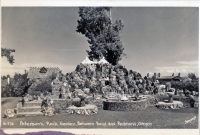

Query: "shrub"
left=54, top=107, right=61, bottom=114
left=28, top=79, right=52, bottom=95
left=171, top=81, right=199, bottom=92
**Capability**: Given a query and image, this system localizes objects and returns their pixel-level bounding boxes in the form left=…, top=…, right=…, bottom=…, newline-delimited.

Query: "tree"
left=1, top=84, right=13, bottom=97
left=31, top=80, right=52, bottom=94
left=1, top=48, right=15, bottom=64
left=188, top=73, right=197, bottom=80
left=178, top=72, right=180, bottom=77
left=10, top=72, right=28, bottom=97
left=2, top=75, right=7, bottom=80
left=76, top=7, right=125, bottom=65
left=49, top=72, right=57, bottom=80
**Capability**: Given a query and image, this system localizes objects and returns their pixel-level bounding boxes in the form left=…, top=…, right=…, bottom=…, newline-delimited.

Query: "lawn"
left=1, top=97, right=198, bottom=129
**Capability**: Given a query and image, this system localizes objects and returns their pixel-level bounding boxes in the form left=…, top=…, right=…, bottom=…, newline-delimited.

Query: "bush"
left=146, top=96, right=159, bottom=106
left=54, top=107, right=61, bottom=114
left=171, top=81, right=199, bottom=92
left=28, top=79, right=52, bottom=95
left=28, top=90, right=41, bottom=96
left=1, top=85, right=14, bottom=97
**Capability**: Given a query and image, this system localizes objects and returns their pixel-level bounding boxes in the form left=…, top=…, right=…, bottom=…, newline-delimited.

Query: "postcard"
left=0, top=1, right=199, bottom=135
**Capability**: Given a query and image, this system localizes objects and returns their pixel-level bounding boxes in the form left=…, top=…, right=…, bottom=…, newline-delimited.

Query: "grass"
left=1, top=97, right=21, bottom=117
left=1, top=97, right=199, bottom=129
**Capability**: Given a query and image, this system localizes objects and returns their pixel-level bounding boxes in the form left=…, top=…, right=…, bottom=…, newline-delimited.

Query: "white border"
left=2, top=129, right=200, bottom=135
left=1, top=0, right=199, bottom=135
left=1, top=0, right=200, bottom=7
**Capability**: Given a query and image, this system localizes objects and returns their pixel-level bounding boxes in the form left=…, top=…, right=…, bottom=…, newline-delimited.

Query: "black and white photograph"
left=1, top=2, right=199, bottom=134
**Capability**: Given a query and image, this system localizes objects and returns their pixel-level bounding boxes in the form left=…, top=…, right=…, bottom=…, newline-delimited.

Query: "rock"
left=44, top=107, right=54, bottom=116
left=81, top=101, right=85, bottom=107
left=83, top=88, right=90, bottom=94
left=96, top=97, right=101, bottom=100
left=72, top=98, right=81, bottom=107
left=4, top=109, right=15, bottom=118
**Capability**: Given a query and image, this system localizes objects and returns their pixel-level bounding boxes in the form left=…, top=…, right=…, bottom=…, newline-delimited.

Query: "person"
left=184, top=89, right=190, bottom=97
left=59, top=83, right=66, bottom=98
left=100, top=80, right=106, bottom=94
left=22, top=95, right=25, bottom=107
left=128, top=87, right=134, bottom=95
left=151, top=82, right=155, bottom=87
left=179, top=89, right=184, bottom=95
left=79, top=80, right=85, bottom=89
left=135, top=89, right=140, bottom=100
left=175, top=89, right=179, bottom=95
left=123, top=84, right=129, bottom=94
left=153, top=86, right=158, bottom=95
left=137, top=83, right=143, bottom=93
left=115, top=85, right=122, bottom=94
left=89, top=77, right=97, bottom=94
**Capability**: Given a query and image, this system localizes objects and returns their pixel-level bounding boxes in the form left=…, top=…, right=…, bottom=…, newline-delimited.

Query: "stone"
left=156, top=101, right=183, bottom=109
left=103, top=99, right=148, bottom=111
left=72, top=98, right=81, bottom=107
left=4, top=109, right=15, bottom=118
left=44, top=107, right=54, bottom=116
left=66, top=104, right=98, bottom=115
left=83, top=88, right=90, bottom=94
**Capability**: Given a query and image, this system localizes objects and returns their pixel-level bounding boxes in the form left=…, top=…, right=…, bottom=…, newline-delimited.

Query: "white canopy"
left=98, top=57, right=109, bottom=64
left=82, top=56, right=109, bottom=64
left=81, top=56, right=94, bottom=64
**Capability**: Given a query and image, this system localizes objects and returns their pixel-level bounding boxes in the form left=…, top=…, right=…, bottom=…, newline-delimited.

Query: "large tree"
left=76, top=7, right=125, bottom=65
left=11, top=72, right=28, bottom=96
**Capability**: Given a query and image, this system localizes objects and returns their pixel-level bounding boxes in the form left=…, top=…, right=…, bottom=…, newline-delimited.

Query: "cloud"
left=153, top=60, right=199, bottom=76
left=176, top=60, right=198, bottom=65
left=154, top=65, right=198, bottom=76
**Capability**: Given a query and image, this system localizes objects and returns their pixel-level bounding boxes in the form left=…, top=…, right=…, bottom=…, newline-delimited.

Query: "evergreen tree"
left=76, top=7, right=125, bottom=65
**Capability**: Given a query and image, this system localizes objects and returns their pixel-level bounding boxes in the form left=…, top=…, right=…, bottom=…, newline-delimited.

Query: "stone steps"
left=22, top=102, right=42, bottom=107
left=18, top=106, right=42, bottom=113
left=17, top=111, right=44, bottom=116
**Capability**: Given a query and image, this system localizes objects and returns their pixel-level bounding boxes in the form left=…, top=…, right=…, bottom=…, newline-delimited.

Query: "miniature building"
left=81, top=56, right=94, bottom=64
left=98, top=57, right=109, bottom=64
left=27, top=67, right=61, bottom=82
left=157, top=76, right=183, bottom=83
left=81, top=56, right=109, bottom=65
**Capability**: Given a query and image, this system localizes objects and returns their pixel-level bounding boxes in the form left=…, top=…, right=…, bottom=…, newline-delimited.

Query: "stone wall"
left=18, top=107, right=41, bottom=113
left=103, top=99, right=148, bottom=111
left=23, top=102, right=42, bottom=107
left=145, top=95, right=158, bottom=106
left=88, top=99, right=104, bottom=109
left=173, top=96, right=191, bottom=108
left=52, top=99, right=72, bottom=114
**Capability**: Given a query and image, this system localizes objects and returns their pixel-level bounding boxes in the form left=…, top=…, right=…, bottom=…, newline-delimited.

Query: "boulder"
left=72, top=98, right=81, bottom=107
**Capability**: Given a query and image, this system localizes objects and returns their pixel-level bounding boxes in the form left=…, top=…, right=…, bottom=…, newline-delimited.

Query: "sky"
left=1, top=7, right=199, bottom=77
